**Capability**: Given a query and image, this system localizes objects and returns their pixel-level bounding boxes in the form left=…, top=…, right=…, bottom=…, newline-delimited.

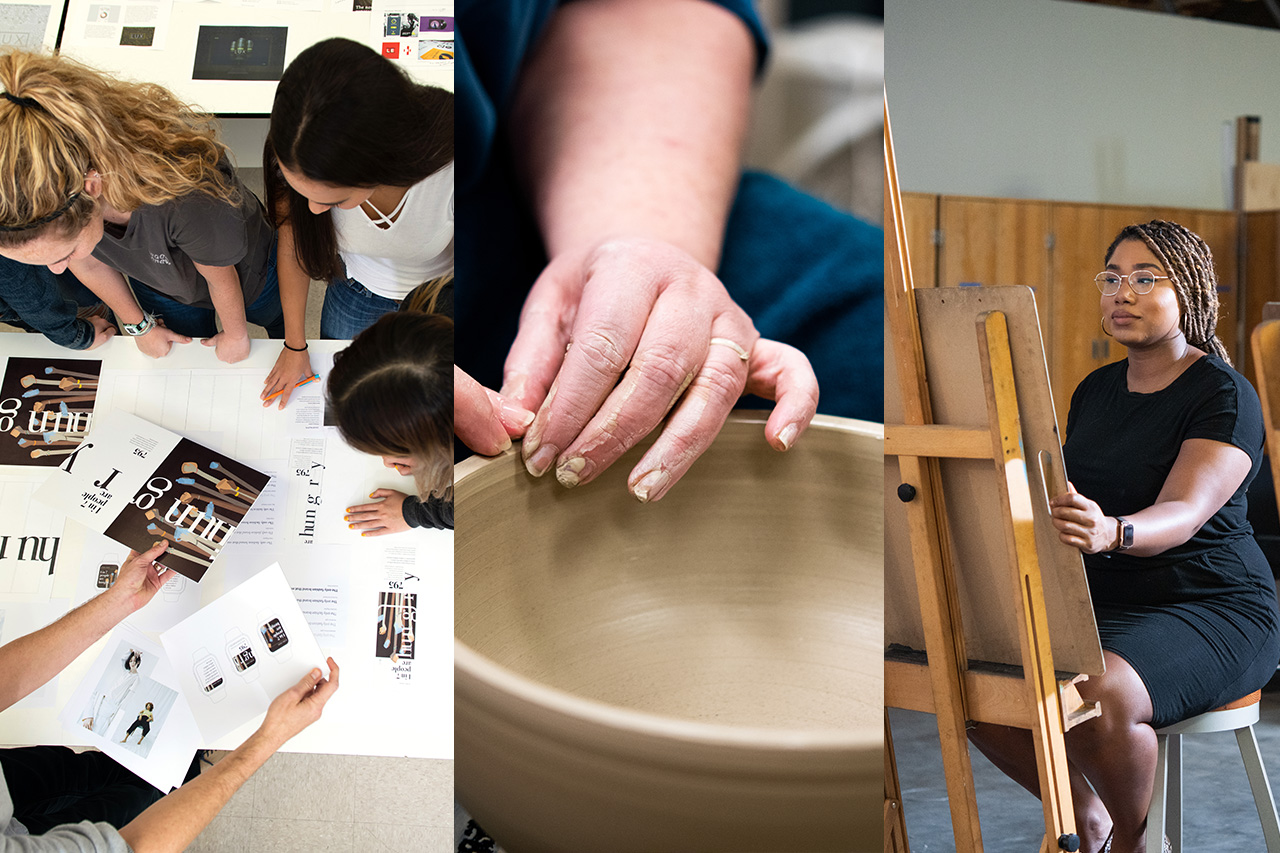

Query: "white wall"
left=886, top=0, right=1280, bottom=209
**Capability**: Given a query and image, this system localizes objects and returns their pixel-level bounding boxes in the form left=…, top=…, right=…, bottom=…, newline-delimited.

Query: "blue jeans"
left=320, top=275, right=400, bottom=340
left=0, top=745, right=163, bottom=832
left=131, top=245, right=284, bottom=339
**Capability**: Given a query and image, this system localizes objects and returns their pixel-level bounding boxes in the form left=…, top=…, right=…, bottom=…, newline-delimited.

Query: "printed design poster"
left=0, top=473, right=66, bottom=601
left=0, top=357, right=101, bottom=468
left=0, top=4, right=53, bottom=50
left=372, top=2, right=452, bottom=64
left=192, top=25, right=288, bottom=82
left=67, top=0, right=172, bottom=49
left=59, top=626, right=201, bottom=792
left=160, top=563, right=328, bottom=742
left=34, top=410, right=270, bottom=582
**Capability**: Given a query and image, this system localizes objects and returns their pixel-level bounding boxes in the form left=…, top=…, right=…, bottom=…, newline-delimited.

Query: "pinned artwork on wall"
left=0, top=358, right=101, bottom=468
left=33, top=410, right=270, bottom=582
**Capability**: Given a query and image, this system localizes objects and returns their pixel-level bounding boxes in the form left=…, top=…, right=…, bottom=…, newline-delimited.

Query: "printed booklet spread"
left=34, top=410, right=270, bottom=582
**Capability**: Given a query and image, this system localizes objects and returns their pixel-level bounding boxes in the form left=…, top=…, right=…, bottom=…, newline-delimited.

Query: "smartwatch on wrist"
left=257, top=610, right=292, bottom=662
left=192, top=647, right=226, bottom=702
left=1114, top=516, right=1134, bottom=552
left=225, top=628, right=259, bottom=681
left=120, top=312, right=157, bottom=337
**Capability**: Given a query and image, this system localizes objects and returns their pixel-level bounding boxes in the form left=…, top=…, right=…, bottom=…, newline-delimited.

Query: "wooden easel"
left=883, top=102, right=1106, bottom=853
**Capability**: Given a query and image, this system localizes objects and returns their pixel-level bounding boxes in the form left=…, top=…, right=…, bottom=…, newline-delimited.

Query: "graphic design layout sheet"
left=34, top=410, right=271, bottom=582
left=58, top=625, right=201, bottom=792
left=0, top=338, right=452, bottom=760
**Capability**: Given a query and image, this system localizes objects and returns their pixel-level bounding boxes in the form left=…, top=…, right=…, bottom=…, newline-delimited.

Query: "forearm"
left=0, top=590, right=133, bottom=711
left=509, top=0, right=754, bottom=268
left=1105, top=501, right=1205, bottom=558
left=275, top=225, right=311, bottom=348
left=68, top=258, right=144, bottom=325
left=199, top=265, right=249, bottom=338
left=118, top=733, right=276, bottom=853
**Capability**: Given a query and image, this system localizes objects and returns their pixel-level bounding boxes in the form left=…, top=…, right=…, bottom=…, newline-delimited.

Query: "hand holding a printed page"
left=107, top=540, right=170, bottom=613
left=252, top=658, right=340, bottom=748
left=116, top=661, right=339, bottom=853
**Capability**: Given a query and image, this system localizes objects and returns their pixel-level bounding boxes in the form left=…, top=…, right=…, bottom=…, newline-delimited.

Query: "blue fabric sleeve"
left=0, top=261, right=94, bottom=350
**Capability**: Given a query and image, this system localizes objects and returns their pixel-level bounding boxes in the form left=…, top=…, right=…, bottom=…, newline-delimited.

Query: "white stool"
left=1147, top=691, right=1280, bottom=853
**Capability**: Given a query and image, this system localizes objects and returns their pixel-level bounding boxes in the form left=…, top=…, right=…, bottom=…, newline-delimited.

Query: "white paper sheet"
left=160, top=563, right=328, bottom=742
left=58, top=625, right=201, bottom=791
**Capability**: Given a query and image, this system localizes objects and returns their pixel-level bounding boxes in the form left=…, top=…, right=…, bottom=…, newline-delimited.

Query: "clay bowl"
left=455, top=413, right=883, bottom=853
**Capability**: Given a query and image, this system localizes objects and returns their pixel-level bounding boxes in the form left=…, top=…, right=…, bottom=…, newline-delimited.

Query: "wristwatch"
left=192, top=647, right=226, bottom=702
left=1114, top=516, right=1134, bottom=552
left=224, top=628, right=259, bottom=681
left=120, top=312, right=157, bottom=337
left=257, top=610, right=292, bottom=662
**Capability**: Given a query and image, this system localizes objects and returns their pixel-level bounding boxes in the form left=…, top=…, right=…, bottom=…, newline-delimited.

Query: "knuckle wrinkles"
left=575, top=329, right=630, bottom=378
left=697, top=359, right=746, bottom=403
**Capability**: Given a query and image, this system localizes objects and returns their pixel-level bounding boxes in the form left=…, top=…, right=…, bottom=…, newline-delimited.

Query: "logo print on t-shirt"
left=149, top=253, right=172, bottom=266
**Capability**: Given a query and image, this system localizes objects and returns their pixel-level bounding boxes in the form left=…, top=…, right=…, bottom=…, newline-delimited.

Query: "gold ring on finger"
left=709, top=337, right=750, bottom=361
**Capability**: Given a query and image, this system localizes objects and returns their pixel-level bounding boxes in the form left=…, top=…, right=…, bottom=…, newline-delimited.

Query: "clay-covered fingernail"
left=631, top=469, right=670, bottom=503
left=778, top=423, right=799, bottom=450
left=526, top=445, right=557, bottom=477
left=556, top=456, right=588, bottom=488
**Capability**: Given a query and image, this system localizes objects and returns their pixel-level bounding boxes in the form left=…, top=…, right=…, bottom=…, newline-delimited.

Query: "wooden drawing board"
left=885, top=285, right=1105, bottom=677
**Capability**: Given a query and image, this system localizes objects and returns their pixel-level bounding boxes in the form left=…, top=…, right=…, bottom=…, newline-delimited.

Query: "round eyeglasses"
left=1094, top=271, right=1170, bottom=296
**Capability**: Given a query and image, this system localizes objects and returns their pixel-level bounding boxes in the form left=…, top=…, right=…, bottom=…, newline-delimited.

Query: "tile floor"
left=891, top=675, right=1280, bottom=853
left=187, top=753, right=454, bottom=853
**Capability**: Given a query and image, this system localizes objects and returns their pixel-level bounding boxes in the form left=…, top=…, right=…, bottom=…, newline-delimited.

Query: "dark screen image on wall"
left=192, top=26, right=287, bottom=81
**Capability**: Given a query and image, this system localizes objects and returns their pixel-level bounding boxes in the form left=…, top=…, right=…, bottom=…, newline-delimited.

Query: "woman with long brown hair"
left=261, top=37, right=452, bottom=409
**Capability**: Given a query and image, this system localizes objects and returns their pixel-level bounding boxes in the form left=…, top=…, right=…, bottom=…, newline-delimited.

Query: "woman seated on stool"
left=968, top=220, right=1280, bottom=853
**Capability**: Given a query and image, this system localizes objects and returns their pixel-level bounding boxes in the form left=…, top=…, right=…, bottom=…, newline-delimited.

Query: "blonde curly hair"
left=0, top=50, right=236, bottom=245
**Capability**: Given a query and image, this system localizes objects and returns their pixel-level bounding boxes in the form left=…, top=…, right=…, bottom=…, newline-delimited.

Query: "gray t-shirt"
left=92, top=160, right=272, bottom=311
left=1, top=767, right=131, bottom=852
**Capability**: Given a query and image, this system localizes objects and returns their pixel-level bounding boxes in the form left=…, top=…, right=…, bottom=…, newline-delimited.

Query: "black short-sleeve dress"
left=1062, top=355, right=1280, bottom=728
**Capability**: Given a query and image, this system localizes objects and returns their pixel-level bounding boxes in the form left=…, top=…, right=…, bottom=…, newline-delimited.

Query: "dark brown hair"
left=1105, top=219, right=1230, bottom=364
left=326, top=312, right=452, bottom=500
left=264, top=38, right=453, bottom=281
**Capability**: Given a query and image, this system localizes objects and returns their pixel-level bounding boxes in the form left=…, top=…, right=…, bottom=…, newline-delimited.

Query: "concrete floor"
left=890, top=675, right=1280, bottom=853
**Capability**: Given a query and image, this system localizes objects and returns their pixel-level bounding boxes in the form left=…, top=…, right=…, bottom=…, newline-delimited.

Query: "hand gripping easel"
left=883, top=101, right=1105, bottom=853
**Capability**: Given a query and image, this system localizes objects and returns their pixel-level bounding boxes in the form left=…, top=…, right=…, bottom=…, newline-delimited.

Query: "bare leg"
left=969, top=723, right=1112, bottom=853
left=1066, top=652, right=1157, bottom=853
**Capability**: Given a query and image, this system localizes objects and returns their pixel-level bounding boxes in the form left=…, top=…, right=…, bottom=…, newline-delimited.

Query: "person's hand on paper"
left=134, top=323, right=192, bottom=359
left=109, top=540, right=170, bottom=612
left=253, top=658, right=340, bottom=749
left=261, top=346, right=315, bottom=409
left=454, top=366, right=534, bottom=455
left=202, top=330, right=252, bottom=364
left=345, top=490, right=413, bottom=536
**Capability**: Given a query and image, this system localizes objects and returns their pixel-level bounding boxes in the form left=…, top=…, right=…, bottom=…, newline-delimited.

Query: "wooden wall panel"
left=1244, top=211, right=1280, bottom=389
left=901, top=192, right=938, bottom=288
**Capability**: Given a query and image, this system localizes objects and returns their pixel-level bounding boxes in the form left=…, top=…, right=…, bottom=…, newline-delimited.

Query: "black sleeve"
left=402, top=494, right=454, bottom=531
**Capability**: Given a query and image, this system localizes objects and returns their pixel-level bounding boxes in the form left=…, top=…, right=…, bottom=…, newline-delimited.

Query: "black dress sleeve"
left=1184, top=365, right=1264, bottom=460
left=402, top=494, right=454, bottom=531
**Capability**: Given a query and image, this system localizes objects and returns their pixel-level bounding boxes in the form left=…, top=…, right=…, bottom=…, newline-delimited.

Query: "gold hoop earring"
left=1101, top=316, right=1113, bottom=338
